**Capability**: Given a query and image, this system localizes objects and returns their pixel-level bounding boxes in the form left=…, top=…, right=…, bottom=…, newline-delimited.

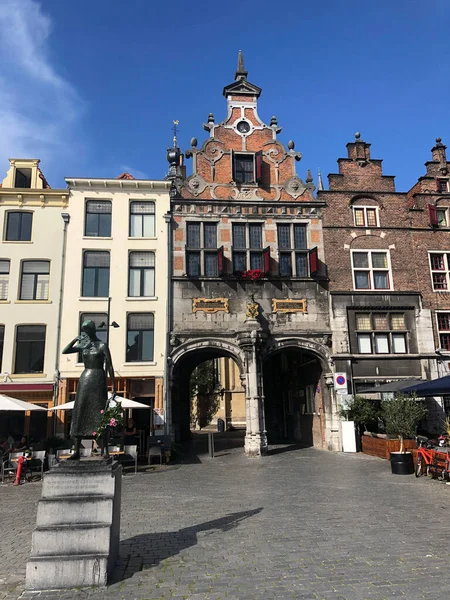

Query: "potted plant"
left=381, top=392, right=427, bottom=475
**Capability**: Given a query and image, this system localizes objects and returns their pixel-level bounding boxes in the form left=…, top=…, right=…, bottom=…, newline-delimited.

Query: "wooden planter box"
left=362, top=434, right=417, bottom=460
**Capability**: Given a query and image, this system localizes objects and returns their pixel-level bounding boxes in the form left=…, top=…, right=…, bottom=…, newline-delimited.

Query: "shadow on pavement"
left=267, top=443, right=309, bottom=456
left=111, top=507, right=263, bottom=584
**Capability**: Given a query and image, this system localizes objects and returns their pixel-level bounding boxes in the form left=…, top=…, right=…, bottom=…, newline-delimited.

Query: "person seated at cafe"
left=6, top=434, right=14, bottom=448
left=124, top=418, right=137, bottom=446
left=14, top=435, right=29, bottom=452
left=0, top=439, right=9, bottom=458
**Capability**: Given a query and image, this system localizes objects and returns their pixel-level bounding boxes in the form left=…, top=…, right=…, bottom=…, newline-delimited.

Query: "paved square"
left=1, top=445, right=450, bottom=600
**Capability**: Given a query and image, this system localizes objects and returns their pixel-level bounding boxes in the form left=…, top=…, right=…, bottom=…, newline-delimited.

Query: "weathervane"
left=172, top=119, right=179, bottom=147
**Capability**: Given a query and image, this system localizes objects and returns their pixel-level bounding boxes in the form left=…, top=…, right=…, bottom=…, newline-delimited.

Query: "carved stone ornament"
left=246, top=301, right=260, bottom=319
left=170, top=335, right=180, bottom=347
left=186, top=175, right=207, bottom=197
left=284, top=176, right=307, bottom=199
left=203, top=140, right=225, bottom=163
left=233, top=187, right=261, bottom=200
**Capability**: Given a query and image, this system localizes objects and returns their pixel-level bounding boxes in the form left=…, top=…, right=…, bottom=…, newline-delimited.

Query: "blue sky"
left=0, top=0, right=449, bottom=191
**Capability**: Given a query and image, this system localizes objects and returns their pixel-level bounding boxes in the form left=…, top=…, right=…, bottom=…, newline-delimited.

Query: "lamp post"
left=102, top=297, right=120, bottom=347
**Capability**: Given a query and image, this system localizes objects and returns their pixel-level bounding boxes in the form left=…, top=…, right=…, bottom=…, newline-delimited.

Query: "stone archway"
left=262, top=338, right=337, bottom=450
left=169, top=339, right=245, bottom=444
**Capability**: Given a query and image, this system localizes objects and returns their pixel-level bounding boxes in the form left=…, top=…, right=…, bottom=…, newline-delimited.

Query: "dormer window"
left=14, top=168, right=32, bottom=188
left=232, top=151, right=263, bottom=185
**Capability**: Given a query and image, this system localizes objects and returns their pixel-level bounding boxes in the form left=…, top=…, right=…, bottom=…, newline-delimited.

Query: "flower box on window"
left=234, top=269, right=265, bottom=281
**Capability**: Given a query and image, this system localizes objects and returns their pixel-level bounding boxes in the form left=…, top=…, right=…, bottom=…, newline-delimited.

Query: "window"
left=232, top=223, right=270, bottom=273
left=85, top=200, right=112, bottom=237
left=20, top=261, right=50, bottom=300
left=78, top=313, right=107, bottom=361
left=129, top=252, right=155, bottom=297
left=352, top=251, right=391, bottom=290
left=14, top=168, right=32, bottom=188
left=437, top=209, right=448, bottom=227
left=232, top=152, right=263, bottom=184
left=353, top=206, right=379, bottom=227
left=186, top=222, right=222, bottom=277
left=429, top=252, right=450, bottom=291
left=14, top=325, right=46, bottom=373
left=0, top=325, right=3, bottom=372
left=0, top=260, right=10, bottom=300
left=437, top=313, right=450, bottom=351
left=438, top=179, right=449, bottom=193
left=126, top=313, right=154, bottom=362
left=355, top=312, right=407, bottom=354
left=5, top=212, right=32, bottom=241
left=277, top=224, right=309, bottom=276
left=129, top=201, right=155, bottom=237
left=82, top=251, right=110, bottom=297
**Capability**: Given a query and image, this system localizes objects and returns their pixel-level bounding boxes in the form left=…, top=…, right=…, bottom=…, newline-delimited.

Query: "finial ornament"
left=355, top=132, right=361, bottom=140
left=287, top=140, right=295, bottom=150
left=235, top=49, right=248, bottom=81
left=436, top=137, right=443, bottom=144
left=172, top=120, right=179, bottom=147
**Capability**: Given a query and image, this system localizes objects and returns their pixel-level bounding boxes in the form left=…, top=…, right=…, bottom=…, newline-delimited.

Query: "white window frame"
left=429, top=252, right=450, bottom=292
left=352, top=206, right=380, bottom=228
left=0, top=260, right=10, bottom=301
left=351, top=250, right=392, bottom=291
left=436, top=207, right=449, bottom=228
left=436, top=311, right=450, bottom=351
left=355, top=312, right=408, bottom=355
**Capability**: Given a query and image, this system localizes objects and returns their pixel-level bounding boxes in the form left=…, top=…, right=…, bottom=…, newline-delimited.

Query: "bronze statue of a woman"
left=62, top=320, right=115, bottom=460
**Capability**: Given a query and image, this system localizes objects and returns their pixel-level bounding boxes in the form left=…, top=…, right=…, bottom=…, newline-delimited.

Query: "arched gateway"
left=166, top=54, right=341, bottom=455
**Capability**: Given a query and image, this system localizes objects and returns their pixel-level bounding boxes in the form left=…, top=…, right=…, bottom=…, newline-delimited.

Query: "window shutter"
left=231, top=150, right=235, bottom=181
left=309, top=247, right=319, bottom=276
left=255, top=151, right=263, bottom=183
left=428, top=204, right=438, bottom=226
left=436, top=178, right=441, bottom=192
left=217, top=246, right=224, bottom=276
left=263, top=246, right=270, bottom=275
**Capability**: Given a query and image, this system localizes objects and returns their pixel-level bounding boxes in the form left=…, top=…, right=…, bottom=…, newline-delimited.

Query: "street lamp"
left=100, top=297, right=120, bottom=346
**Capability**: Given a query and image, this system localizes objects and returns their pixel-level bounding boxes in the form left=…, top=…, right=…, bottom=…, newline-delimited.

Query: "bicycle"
left=415, top=436, right=450, bottom=480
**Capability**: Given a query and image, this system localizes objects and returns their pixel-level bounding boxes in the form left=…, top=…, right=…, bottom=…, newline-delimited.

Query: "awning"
left=358, top=379, right=421, bottom=394
left=0, top=395, right=48, bottom=411
left=401, top=374, right=450, bottom=397
left=0, top=383, right=54, bottom=393
left=49, top=394, right=152, bottom=411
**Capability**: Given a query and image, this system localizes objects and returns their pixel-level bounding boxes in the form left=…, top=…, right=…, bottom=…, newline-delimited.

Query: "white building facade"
left=0, top=159, right=69, bottom=441
left=57, top=174, right=171, bottom=444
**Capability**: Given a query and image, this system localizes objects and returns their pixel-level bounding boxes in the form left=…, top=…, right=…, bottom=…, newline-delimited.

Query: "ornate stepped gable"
left=176, top=52, right=314, bottom=203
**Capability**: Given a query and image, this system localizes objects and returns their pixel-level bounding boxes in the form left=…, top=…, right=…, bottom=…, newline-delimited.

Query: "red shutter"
left=309, top=247, right=319, bottom=276
left=263, top=246, right=270, bottom=275
left=231, top=149, right=235, bottom=181
left=428, top=204, right=438, bottom=226
left=255, top=151, right=263, bottom=183
left=436, top=178, right=441, bottom=192
left=217, top=246, right=224, bottom=276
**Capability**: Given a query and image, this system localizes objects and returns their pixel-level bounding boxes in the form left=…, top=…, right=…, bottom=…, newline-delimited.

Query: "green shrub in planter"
left=381, top=393, right=427, bottom=453
left=339, top=395, right=379, bottom=432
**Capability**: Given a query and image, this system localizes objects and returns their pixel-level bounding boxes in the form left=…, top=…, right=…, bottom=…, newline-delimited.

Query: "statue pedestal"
left=25, top=459, right=122, bottom=590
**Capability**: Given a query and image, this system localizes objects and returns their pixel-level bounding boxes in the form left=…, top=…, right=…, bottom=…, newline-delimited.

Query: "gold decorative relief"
left=193, top=298, right=229, bottom=313
left=272, top=298, right=307, bottom=313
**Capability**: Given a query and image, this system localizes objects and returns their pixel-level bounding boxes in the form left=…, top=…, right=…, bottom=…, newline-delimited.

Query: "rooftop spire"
left=235, top=50, right=248, bottom=81
left=317, top=169, right=324, bottom=191
left=172, top=119, right=179, bottom=148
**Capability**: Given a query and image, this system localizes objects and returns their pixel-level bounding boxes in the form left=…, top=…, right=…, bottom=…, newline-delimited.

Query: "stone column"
left=238, top=322, right=268, bottom=457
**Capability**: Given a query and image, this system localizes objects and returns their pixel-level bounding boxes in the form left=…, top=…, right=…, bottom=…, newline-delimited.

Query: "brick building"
left=166, top=53, right=340, bottom=455
left=321, top=134, right=449, bottom=432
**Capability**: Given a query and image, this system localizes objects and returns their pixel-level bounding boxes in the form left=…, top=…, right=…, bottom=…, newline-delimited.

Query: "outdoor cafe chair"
left=56, top=448, right=73, bottom=461
left=29, top=450, right=46, bottom=481
left=1, top=452, right=23, bottom=483
left=123, top=444, right=138, bottom=474
left=148, top=443, right=162, bottom=466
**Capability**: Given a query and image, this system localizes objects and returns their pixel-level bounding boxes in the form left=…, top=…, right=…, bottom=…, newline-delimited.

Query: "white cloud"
left=0, top=0, right=84, bottom=180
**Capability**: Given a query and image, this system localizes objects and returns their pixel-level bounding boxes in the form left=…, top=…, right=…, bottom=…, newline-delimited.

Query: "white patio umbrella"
left=48, top=394, right=151, bottom=411
left=0, top=394, right=48, bottom=411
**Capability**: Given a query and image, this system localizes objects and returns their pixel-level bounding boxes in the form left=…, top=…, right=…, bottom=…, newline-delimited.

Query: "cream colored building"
left=58, top=174, right=171, bottom=441
left=0, top=159, right=69, bottom=441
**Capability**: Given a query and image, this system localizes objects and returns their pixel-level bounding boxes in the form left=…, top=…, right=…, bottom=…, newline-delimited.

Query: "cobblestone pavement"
left=1, top=443, right=450, bottom=600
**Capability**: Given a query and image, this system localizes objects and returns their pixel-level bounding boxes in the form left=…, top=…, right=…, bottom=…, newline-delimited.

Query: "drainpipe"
left=52, top=212, right=70, bottom=433
left=163, top=210, right=172, bottom=437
